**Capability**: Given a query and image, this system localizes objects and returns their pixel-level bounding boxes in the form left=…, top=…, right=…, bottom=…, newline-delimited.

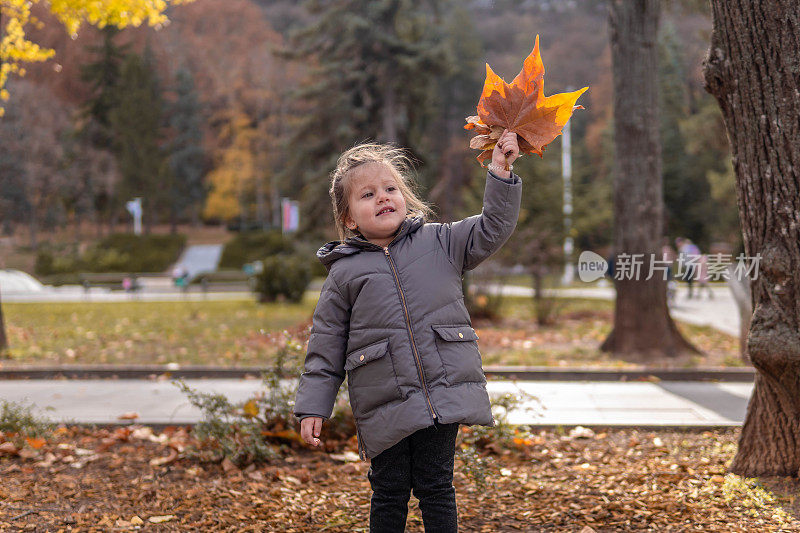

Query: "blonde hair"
left=329, top=142, right=434, bottom=242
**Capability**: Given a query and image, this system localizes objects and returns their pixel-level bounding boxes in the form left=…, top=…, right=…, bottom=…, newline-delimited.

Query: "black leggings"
left=367, top=420, right=460, bottom=532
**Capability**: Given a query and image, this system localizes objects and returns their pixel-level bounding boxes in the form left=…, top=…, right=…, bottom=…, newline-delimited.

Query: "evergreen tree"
left=79, top=27, right=129, bottom=149
left=0, top=100, right=30, bottom=235
left=109, top=45, right=169, bottom=233
left=658, top=19, right=713, bottom=248
left=273, top=0, right=453, bottom=236
left=78, top=27, right=130, bottom=230
left=423, top=5, right=484, bottom=221
left=680, top=91, right=740, bottom=249
left=168, top=67, right=207, bottom=230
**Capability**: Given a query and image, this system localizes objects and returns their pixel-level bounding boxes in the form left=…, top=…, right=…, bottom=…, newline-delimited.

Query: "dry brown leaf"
left=149, top=447, right=179, bottom=467
left=149, top=514, right=177, bottom=523
left=0, top=441, right=18, bottom=455
left=221, top=457, right=239, bottom=473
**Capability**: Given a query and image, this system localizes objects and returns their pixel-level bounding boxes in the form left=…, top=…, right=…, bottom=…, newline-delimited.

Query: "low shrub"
left=219, top=231, right=294, bottom=269
left=174, top=330, right=353, bottom=467
left=0, top=399, right=56, bottom=448
left=254, top=254, right=312, bottom=303
left=455, top=386, right=543, bottom=490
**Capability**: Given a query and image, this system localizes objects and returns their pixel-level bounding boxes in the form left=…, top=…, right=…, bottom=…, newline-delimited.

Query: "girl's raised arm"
left=435, top=168, right=523, bottom=274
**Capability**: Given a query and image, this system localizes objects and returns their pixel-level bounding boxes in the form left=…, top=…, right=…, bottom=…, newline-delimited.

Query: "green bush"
left=93, top=233, right=186, bottom=273
left=219, top=231, right=294, bottom=269
left=34, top=251, right=54, bottom=276
left=34, top=233, right=186, bottom=275
left=0, top=399, right=56, bottom=448
left=254, top=253, right=312, bottom=303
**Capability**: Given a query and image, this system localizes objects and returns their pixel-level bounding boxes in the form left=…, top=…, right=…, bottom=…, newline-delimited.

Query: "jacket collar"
left=316, top=215, right=425, bottom=270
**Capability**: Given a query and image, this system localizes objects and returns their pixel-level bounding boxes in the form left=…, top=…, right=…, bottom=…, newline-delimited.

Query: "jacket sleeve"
left=436, top=169, right=522, bottom=274
left=293, top=271, right=350, bottom=421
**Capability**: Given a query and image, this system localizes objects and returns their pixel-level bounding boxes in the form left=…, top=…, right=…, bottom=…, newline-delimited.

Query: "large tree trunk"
left=601, top=0, right=699, bottom=359
left=703, top=0, right=800, bottom=477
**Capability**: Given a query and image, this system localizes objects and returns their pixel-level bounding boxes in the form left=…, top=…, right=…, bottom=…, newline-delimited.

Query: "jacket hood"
left=316, top=215, right=425, bottom=271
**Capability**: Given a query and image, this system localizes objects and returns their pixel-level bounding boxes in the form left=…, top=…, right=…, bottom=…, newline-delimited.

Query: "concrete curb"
left=0, top=365, right=755, bottom=382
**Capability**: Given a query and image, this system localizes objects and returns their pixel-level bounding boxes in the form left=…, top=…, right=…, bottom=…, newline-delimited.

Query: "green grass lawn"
left=1, top=295, right=741, bottom=368
left=2, top=297, right=316, bottom=366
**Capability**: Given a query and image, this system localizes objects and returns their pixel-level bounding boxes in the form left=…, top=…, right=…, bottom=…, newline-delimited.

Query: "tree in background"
left=659, top=19, right=710, bottom=244
left=703, top=0, right=800, bottom=478
left=424, top=5, right=483, bottom=222
left=77, top=27, right=128, bottom=231
left=0, top=0, right=196, bottom=115
left=202, top=107, right=261, bottom=227
left=60, top=126, right=122, bottom=240
left=78, top=28, right=128, bottom=147
left=109, top=44, right=169, bottom=234
left=0, top=80, right=73, bottom=248
left=0, top=89, right=29, bottom=236
left=167, top=67, right=206, bottom=231
left=679, top=89, right=741, bottom=251
left=273, top=0, right=452, bottom=236
left=601, top=0, right=698, bottom=359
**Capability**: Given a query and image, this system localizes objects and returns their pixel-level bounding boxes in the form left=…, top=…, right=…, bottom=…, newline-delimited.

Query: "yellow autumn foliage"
left=203, top=109, right=269, bottom=223
left=0, top=0, right=196, bottom=116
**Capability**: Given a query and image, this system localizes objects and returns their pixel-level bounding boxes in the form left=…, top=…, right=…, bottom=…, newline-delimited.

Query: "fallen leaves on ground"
left=1, top=426, right=798, bottom=531
left=475, top=305, right=741, bottom=369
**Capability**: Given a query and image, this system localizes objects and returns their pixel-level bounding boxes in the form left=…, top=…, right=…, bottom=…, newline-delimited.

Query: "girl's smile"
left=345, top=162, right=408, bottom=247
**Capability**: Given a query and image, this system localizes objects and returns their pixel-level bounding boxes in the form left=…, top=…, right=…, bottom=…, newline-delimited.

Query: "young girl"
left=294, top=130, right=522, bottom=531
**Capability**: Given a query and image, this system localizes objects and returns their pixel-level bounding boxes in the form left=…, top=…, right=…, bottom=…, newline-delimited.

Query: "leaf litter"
left=1, top=425, right=799, bottom=531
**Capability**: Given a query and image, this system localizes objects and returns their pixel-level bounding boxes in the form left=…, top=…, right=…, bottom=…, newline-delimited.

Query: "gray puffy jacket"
left=293, top=169, right=522, bottom=460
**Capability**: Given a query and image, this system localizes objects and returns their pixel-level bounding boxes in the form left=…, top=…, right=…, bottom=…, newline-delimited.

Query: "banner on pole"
left=281, top=198, right=299, bottom=233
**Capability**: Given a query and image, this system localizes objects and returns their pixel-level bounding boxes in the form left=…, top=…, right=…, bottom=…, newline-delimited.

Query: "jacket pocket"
left=431, top=324, right=486, bottom=384
left=345, top=339, right=402, bottom=416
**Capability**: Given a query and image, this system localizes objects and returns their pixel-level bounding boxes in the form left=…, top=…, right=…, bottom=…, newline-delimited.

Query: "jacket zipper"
left=383, top=245, right=438, bottom=422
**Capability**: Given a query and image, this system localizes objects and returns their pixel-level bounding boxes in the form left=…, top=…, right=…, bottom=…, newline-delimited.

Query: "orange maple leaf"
left=465, top=34, right=588, bottom=166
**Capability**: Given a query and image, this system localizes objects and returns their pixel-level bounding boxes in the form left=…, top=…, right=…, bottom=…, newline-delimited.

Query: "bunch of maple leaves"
left=465, top=35, right=589, bottom=167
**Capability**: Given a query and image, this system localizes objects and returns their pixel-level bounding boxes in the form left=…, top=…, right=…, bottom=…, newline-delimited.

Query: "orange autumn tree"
left=465, top=35, right=588, bottom=168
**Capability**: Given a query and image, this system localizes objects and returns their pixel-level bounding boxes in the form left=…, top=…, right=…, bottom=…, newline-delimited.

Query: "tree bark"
left=601, top=0, right=699, bottom=359
left=703, top=0, right=800, bottom=477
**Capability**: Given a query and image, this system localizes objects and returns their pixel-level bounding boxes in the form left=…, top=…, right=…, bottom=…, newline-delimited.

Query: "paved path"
left=0, top=378, right=751, bottom=427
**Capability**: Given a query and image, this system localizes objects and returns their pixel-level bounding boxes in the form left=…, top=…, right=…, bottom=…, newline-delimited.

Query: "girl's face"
left=344, top=162, right=407, bottom=247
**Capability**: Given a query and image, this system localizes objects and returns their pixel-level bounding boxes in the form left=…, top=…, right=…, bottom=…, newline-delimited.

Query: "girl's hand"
left=300, top=416, right=324, bottom=447
left=492, top=129, right=520, bottom=168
